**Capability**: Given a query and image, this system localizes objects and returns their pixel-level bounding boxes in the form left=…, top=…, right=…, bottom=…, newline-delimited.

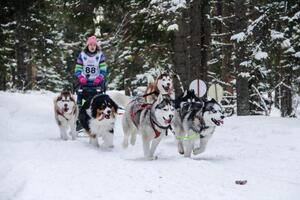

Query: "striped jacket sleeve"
left=74, top=53, right=83, bottom=78
left=99, top=53, right=108, bottom=77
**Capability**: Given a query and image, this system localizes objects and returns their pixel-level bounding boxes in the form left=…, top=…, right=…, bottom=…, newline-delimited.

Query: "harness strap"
left=149, top=109, right=172, bottom=138
left=130, top=103, right=152, bottom=127
left=57, top=109, right=69, bottom=121
left=176, top=126, right=209, bottom=141
left=176, top=133, right=199, bottom=141
left=142, top=90, right=159, bottom=98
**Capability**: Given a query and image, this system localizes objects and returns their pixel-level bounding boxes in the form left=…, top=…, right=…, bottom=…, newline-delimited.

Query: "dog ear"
left=210, top=98, right=217, bottom=103
left=110, top=98, right=119, bottom=115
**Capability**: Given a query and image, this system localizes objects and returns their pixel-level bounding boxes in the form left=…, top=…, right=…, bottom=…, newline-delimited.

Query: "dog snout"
left=107, top=110, right=111, bottom=114
left=169, top=114, right=173, bottom=119
left=221, top=115, right=225, bottom=119
left=167, top=83, right=171, bottom=86
left=64, top=103, right=68, bottom=107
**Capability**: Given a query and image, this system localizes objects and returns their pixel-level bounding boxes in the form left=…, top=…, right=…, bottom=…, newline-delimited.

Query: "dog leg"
left=193, top=135, right=212, bottom=155
left=90, top=136, right=100, bottom=148
left=103, top=133, right=114, bottom=148
left=87, top=131, right=99, bottom=147
left=148, top=136, right=163, bottom=160
left=122, top=132, right=129, bottom=148
left=70, top=121, right=77, bottom=140
left=177, top=141, right=184, bottom=155
left=59, top=125, right=68, bottom=140
left=183, top=139, right=194, bottom=157
left=142, top=135, right=151, bottom=158
left=130, top=130, right=137, bottom=146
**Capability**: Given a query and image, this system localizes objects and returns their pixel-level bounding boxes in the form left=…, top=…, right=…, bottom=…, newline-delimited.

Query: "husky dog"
left=173, top=90, right=224, bottom=157
left=79, top=94, right=119, bottom=148
left=144, top=73, right=175, bottom=103
left=122, top=94, right=175, bottom=160
left=54, top=91, right=78, bottom=140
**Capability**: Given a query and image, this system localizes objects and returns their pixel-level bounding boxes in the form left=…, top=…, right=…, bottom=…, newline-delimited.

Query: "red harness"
left=130, top=103, right=162, bottom=138
left=150, top=117, right=162, bottom=138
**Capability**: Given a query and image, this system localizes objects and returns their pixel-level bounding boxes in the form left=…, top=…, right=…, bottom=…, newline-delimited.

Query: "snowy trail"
left=0, top=91, right=300, bottom=200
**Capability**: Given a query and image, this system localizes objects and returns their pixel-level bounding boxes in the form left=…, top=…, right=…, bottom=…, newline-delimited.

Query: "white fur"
left=122, top=95, right=174, bottom=160
left=89, top=117, right=114, bottom=148
left=54, top=94, right=78, bottom=140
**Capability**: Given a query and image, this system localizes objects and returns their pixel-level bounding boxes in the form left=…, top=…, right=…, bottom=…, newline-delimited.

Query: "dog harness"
left=130, top=101, right=152, bottom=127
left=130, top=100, right=172, bottom=138
left=56, top=109, right=74, bottom=121
left=175, top=129, right=208, bottom=141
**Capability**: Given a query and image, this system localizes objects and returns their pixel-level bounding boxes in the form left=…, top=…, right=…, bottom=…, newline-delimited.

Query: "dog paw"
left=193, top=148, right=204, bottom=155
left=147, top=156, right=158, bottom=160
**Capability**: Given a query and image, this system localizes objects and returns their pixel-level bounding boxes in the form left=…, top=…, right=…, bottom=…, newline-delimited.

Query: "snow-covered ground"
left=0, top=91, right=299, bottom=200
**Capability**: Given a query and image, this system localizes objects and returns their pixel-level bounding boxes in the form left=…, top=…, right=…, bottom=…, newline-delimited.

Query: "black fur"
left=174, top=90, right=203, bottom=109
left=174, top=90, right=204, bottom=120
left=79, top=94, right=118, bottom=132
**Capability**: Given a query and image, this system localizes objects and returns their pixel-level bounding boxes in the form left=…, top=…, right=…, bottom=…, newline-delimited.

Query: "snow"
left=254, top=51, right=268, bottom=60
left=0, top=91, right=300, bottom=200
left=167, top=24, right=179, bottom=31
left=294, top=52, right=300, bottom=58
left=281, top=39, right=291, bottom=49
left=271, top=30, right=284, bottom=40
left=230, top=32, right=246, bottom=42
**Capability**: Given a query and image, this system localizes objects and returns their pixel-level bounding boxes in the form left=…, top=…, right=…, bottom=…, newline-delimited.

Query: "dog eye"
left=212, top=110, right=217, bottom=113
left=163, top=108, right=168, bottom=111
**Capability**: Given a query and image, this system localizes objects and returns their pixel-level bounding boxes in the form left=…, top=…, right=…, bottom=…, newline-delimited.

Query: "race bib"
left=81, top=52, right=102, bottom=80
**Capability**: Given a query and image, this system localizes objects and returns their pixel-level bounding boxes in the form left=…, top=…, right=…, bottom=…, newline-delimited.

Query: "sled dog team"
left=54, top=73, right=225, bottom=160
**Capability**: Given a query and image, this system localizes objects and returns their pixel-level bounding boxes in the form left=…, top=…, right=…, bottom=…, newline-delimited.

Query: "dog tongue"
left=220, top=120, right=224, bottom=124
left=97, top=114, right=105, bottom=121
left=165, top=119, right=171, bottom=124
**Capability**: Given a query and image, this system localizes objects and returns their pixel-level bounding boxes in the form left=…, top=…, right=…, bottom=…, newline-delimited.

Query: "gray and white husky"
left=122, top=94, right=175, bottom=160
left=173, top=90, right=225, bottom=157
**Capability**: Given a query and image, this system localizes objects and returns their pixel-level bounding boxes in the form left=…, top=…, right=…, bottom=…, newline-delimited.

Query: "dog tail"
left=106, top=91, right=131, bottom=109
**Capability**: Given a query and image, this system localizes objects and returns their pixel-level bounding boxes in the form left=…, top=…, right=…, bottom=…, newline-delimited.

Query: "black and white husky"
left=79, top=94, right=119, bottom=148
left=173, top=90, right=225, bottom=157
left=122, top=94, right=175, bottom=160
left=54, top=91, right=78, bottom=140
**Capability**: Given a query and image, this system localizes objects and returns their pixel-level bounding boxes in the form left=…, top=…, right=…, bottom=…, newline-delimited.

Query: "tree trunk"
left=171, top=0, right=211, bottom=96
left=171, top=7, right=190, bottom=95
left=221, top=0, right=234, bottom=94
left=190, top=0, right=210, bottom=83
left=234, top=0, right=250, bottom=115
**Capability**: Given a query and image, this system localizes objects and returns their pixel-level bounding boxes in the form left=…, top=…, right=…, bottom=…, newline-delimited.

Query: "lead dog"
left=122, top=94, right=175, bottom=160
left=79, top=94, right=119, bottom=148
left=54, top=91, right=78, bottom=140
left=173, top=90, right=225, bottom=157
